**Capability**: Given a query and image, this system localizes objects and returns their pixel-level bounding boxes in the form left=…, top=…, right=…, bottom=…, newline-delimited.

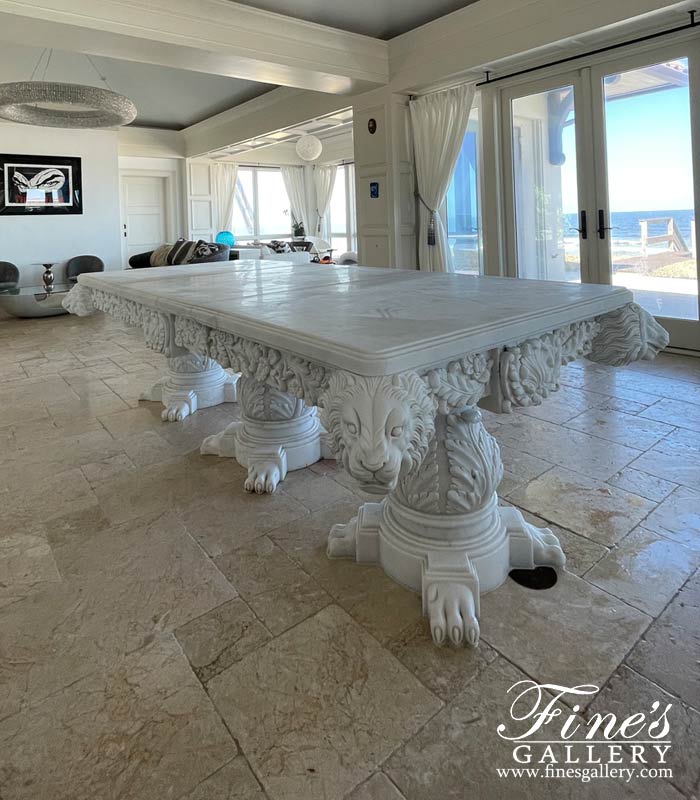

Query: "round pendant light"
left=0, top=81, right=137, bottom=129
left=295, top=134, right=323, bottom=161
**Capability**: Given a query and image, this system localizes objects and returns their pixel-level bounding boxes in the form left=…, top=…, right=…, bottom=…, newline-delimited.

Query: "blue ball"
left=215, top=230, right=235, bottom=246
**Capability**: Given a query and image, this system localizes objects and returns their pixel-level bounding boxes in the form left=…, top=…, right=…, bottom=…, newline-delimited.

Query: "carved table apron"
left=64, top=262, right=669, bottom=647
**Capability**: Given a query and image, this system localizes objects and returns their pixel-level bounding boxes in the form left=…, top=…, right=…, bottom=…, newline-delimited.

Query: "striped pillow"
left=167, top=238, right=198, bottom=265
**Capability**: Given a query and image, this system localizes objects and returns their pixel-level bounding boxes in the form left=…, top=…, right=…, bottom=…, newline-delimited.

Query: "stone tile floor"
left=0, top=310, right=698, bottom=800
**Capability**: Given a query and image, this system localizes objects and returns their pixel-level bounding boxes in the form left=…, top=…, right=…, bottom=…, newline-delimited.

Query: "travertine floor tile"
left=175, top=598, right=271, bottom=683
left=565, top=407, right=674, bottom=449
left=247, top=575, right=332, bottom=636
left=0, top=512, right=236, bottom=719
left=640, top=486, right=700, bottom=551
left=585, top=527, right=700, bottom=616
left=280, top=468, right=357, bottom=511
left=214, top=536, right=308, bottom=598
left=0, top=635, right=237, bottom=800
left=479, top=570, right=650, bottom=691
left=586, top=665, right=700, bottom=798
left=183, top=757, right=267, bottom=799
left=0, top=528, right=61, bottom=586
left=492, top=415, right=641, bottom=480
left=388, top=619, right=498, bottom=702
left=508, top=467, right=656, bottom=545
left=346, top=773, right=407, bottom=800
left=607, top=467, right=677, bottom=503
left=182, top=485, right=309, bottom=558
left=207, top=606, right=441, bottom=800
left=517, top=385, right=608, bottom=424
left=640, top=397, right=700, bottom=432
left=510, top=506, right=609, bottom=576
left=626, top=571, right=700, bottom=711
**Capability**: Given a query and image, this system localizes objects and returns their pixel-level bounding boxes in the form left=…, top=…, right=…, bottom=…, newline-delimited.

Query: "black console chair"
left=0, top=261, right=20, bottom=291
left=66, top=255, right=105, bottom=283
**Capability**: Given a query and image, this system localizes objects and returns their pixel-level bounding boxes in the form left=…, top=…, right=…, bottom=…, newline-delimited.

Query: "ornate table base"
left=201, top=377, right=321, bottom=493
left=326, top=407, right=565, bottom=646
left=142, top=353, right=238, bottom=422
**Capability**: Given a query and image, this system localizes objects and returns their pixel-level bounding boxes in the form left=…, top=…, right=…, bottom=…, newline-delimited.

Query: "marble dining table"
left=64, top=260, right=669, bottom=647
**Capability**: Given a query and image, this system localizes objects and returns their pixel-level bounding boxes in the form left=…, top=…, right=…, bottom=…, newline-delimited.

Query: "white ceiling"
left=231, top=0, right=479, bottom=39
left=0, top=43, right=274, bottom=130
left=209, top=108, right=353, bottom=161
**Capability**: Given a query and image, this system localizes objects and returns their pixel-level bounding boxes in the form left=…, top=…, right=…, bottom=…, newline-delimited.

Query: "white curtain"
left=281, top=166, right=314, bottom=237
left=313, top=165, right=337, bottom=240
left=212, top=162, right=238, bottom=233
left=409, top=83, right=476, bottom=272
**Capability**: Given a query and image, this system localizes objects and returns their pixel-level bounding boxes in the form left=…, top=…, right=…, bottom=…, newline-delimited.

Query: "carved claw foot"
left=162, top=400, right=192, bottom=422
left=425, top=581, right=480, bottom=647
left=244, top=460, right=284, bottom=494
left=328, top=517, right=358, bottom=558
left=503, top=506, right=566, bottom=569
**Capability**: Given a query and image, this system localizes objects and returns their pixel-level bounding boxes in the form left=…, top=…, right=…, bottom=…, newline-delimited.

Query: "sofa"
left=129, top=239, right=230, bottom=269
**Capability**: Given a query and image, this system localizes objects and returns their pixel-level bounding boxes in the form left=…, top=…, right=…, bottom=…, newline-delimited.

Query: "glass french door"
left=590, top=47, right=700, bottom=349
left=500, top=41, right=700, bottom=351
left=501, top=71, right=594, bottom=284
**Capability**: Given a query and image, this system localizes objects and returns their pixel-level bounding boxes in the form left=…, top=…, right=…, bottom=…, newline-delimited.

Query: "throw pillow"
left=150, top=243, right=172, bottom=267
left=192, top=240, right=218, bottom=260
left=167, top=238, right=198, bottom=265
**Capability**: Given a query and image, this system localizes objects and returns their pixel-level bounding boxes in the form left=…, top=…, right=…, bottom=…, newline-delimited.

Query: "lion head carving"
left=319, top=371, right=436, bottom=493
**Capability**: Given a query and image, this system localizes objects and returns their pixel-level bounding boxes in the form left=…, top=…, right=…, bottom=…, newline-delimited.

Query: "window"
left=232, top=167, right=292, bottom=241
left=327, top=163, right=356, bottom=254
left=446, top=106, right=481, bottom=274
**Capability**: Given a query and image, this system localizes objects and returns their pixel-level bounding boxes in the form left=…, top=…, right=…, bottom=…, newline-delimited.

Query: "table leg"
left=141, top=353, right=238, bottom=422
left=201, top=376, right=321, bottom=493
left=319, top=373, right=565, bottom=648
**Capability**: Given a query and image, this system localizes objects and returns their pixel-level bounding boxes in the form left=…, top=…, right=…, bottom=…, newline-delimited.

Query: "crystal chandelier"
left=0, top=50, right=137, bottom=129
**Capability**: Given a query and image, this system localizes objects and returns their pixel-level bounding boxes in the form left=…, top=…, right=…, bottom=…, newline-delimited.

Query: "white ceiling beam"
left=183, top=87, right=355, bottom=157
left=389, top=0, right=690, bottom=92
left=0, top=0, right=388, bottom=93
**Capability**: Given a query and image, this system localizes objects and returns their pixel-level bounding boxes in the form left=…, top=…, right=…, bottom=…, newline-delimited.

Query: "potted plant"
left=291, top=217, right=305, bottom=240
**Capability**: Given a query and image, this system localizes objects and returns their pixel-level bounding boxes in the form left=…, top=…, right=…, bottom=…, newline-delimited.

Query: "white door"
left=120, top=175, right=167, bottom=261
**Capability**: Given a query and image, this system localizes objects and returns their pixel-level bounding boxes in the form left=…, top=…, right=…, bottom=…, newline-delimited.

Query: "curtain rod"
left=476, top=10, right=698, bottom=87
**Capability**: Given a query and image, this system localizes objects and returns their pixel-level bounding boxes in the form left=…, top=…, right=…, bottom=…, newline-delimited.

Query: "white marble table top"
left=78, top=262, right=633, bottom=375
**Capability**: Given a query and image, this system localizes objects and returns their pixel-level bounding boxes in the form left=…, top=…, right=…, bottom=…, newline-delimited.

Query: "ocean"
left=563, top=209, right=695, bottom=244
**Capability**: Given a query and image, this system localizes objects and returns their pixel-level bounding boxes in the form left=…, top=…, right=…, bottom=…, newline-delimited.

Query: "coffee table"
left=0, top=284, right=71, bottom=318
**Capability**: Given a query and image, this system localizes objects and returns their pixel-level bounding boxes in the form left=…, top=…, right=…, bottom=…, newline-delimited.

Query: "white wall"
left=0, top=123, right=122, bottom=285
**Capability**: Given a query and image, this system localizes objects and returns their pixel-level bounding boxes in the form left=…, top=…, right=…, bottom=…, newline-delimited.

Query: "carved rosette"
left=62, top=284, right=95, bottom=316
left=423, top=352, right=493, bottom=413
left=394, top=406, right=502, bottom=515
left=590, top=303, right=670, bottom=366
left=318, top=371, right=436, bottom=492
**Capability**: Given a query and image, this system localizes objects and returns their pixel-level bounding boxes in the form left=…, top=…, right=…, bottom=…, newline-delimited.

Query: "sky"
left=561, top=79, right=694, bottom=214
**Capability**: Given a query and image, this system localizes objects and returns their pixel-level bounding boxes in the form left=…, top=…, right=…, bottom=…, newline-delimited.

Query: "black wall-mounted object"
left=0, top=153, right=83, bottom=216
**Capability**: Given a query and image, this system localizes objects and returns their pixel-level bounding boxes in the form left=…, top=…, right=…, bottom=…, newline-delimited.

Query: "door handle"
left=597, top=209, right=615, bottom=240
left=570, top=210, right=587, bottom=240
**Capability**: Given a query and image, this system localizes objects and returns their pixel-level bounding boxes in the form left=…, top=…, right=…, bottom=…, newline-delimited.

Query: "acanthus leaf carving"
left=61, top=284, right=95, bottom=316
left=238, top=376, right=302, bottom=421
left=499, top=334, right=560, bottom=412
left=590, top=302, right=670, bottom=366
left=423, top=352, right=493, bottom=413
left=206, top=328, right=329, bottom=405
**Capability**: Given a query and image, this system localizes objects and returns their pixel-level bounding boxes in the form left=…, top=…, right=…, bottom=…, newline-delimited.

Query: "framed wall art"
left=0, top=154, right=83, bottom=215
